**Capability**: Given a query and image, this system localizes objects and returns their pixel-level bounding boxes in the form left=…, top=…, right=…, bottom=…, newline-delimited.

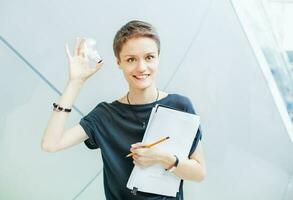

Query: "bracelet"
left=165, top=155, right=179, bottom=171
left=53, top=103, right=72, bottom=112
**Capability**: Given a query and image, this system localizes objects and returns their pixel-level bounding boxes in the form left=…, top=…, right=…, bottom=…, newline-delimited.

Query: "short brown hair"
left=113, top=20, right=160, bottom=61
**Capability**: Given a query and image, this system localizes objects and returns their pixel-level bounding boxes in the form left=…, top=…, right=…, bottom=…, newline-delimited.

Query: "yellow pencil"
left=126, top=136, right=170, bottom=158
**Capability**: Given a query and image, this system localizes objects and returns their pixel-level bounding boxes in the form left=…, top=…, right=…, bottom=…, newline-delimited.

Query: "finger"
left=131, top=147, right=143, bottom=155
left=78, top=38, right=86, bottom=57
left=65, top=44, right=72, bottom=60
left=74, top=37, right=81, bottom=56
left=81, top=49, right=88, bottom=62
left=135, top=158, right=142, bottom=164
left=131, top=146, right=143, bottom=152
left=133, top=160, right=138, bottom=164
left=84, top=54, right=89, bottom=62
left=131, top=142, right=142, bottom=147
left=134, top=160, right=142, bottom=167
left=131, top=142, right=144, bottom=148
left=135, top=149, right=144, bottom=156
left=133, top=153, right=140, bottom=159
left=130, top=148, right=138, bottom=154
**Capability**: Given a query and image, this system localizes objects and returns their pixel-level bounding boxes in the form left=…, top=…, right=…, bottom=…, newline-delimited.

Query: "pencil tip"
left=166, top=136, right=170, bottom=139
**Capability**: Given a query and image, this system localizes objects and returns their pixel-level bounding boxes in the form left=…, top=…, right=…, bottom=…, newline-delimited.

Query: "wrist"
left=68, top=79, right=85, bottom=86
left=57, top=80, right=83, bottom=108
left=165, top=155, right=179, bottom=172
left=157, top=152, right=177, bottom=169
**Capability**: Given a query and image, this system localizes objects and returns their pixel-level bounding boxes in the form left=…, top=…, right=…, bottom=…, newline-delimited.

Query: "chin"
left=129, top=76, right=155, bottom=90
left=134, top=84, right=152, bottom=90
left=131, top=82, right=155, bottom=90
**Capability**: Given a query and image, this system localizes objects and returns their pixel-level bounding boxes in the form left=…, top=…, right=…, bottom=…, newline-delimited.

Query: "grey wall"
left=1, top=0, right=292, bottom=199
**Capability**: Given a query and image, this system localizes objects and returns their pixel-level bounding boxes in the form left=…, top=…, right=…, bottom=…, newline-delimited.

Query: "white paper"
left=126, top=104, right=200, bottom=197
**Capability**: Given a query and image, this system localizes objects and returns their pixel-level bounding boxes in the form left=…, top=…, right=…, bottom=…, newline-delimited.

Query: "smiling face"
left=117, top=37, right=159, bottom=90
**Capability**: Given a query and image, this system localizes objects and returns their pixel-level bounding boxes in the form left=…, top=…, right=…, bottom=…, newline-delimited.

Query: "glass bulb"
left=83, top=37, right=102, bottom=63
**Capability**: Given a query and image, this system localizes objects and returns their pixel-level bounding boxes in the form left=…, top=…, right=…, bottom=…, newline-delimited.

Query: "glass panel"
left=231, top=0, right=293, bottom=122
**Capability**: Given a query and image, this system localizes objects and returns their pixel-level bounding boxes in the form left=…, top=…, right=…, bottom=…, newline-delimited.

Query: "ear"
left=116, top=58, right=122, bottom=69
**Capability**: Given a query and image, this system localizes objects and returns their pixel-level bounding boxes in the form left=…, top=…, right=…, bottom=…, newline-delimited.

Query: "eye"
left=146, top=55, right=155, bottom=61
left=127, top=57, right=136, bottom=63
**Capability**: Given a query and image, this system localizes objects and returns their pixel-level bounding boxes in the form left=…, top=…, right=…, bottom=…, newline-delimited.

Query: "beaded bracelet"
left=53, top=103, right=72, bottom=112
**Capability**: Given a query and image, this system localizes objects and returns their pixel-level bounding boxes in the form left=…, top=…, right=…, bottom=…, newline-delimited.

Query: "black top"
left=79, top=93, right=202, bottom=200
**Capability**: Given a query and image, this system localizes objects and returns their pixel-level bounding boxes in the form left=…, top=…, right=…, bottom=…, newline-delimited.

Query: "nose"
left=137, top=60, right=148, bottom=72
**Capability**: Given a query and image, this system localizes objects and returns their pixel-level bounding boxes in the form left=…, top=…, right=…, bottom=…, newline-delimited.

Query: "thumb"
left=90, top=60, right=103, bottom=74
left=65, top=43, right=72, bottom=61
left=131, top=142, right=145, bottom=148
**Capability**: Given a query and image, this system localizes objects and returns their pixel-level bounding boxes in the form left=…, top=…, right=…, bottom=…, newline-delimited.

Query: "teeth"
left=134, top=74, right=149, bottom=79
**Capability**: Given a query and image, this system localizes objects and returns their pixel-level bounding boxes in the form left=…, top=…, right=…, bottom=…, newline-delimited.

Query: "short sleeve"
left=79, top=104, right=102, bottom=150
left=188, top=126, right=202, bottom=157
left=183, top=97, right=203, bottom=157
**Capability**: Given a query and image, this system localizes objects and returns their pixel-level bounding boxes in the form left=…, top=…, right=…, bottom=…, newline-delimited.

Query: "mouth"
left=133, top=74, right=150, bottom=80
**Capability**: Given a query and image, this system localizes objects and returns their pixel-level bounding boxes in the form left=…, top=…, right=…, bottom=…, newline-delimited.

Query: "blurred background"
left=1, top=0, right=293, bottom=199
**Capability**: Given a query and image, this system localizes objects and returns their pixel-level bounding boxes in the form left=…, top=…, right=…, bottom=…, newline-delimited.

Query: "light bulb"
left=83, top=37, right=102, bottom=63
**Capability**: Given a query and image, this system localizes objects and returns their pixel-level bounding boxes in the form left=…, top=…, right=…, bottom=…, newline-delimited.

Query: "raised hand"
left=65, top=37, right=103, bottom=83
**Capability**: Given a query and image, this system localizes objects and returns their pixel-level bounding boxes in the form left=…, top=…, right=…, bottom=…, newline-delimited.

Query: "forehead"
left=120, top=37, right=158, bottom=56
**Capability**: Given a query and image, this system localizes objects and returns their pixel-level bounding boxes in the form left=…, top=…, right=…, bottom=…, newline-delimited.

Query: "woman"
left=42, top=20, right=206, bottom=200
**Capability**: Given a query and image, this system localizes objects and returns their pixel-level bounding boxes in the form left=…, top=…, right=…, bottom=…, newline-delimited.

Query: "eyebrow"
left=123, top=52, right=157, bottom=57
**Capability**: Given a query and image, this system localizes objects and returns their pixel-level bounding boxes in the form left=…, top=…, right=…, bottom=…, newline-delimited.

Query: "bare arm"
left=41, top=80, right=86, bottom=152
left=41, top=38, right=103, bottom=152
left=158, top=141, right=207, bottom=181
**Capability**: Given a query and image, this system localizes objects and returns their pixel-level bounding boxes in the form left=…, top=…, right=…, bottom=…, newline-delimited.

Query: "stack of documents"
left=126, top=104, right=200, bottom=197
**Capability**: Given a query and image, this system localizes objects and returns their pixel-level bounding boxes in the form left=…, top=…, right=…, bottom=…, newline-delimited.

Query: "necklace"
left=126, top=88, right=159, bottom=128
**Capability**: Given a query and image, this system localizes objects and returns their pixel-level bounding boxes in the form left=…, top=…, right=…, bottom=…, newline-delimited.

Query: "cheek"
left=150, top=63, right=158, bottom=74
left=123, top=71, right=132, bottom=80
left=121, top=65, right=133, bottom=75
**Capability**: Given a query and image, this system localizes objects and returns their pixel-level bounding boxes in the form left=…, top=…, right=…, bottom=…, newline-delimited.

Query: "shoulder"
left=169, top=93, right=193, bottom=106
left=167, top=93, right=195, bottom=113
left=85, top=102, right=109, bottom=119
left=91, top=102, right=106, bottom=112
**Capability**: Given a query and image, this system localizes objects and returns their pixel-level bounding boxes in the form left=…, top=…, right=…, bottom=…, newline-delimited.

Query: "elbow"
left=198, top=170, right=207, bottom=182
left=182, top=168, right=207, bottom=182
left=41, top=141, right=58, bottom=153
left=196, top=168, right=207, bottom=182
left=189, top=168, right=206, bottom=182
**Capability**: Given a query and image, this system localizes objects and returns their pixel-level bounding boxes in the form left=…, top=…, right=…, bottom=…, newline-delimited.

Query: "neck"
left=127, top=84, right=158, bottom=105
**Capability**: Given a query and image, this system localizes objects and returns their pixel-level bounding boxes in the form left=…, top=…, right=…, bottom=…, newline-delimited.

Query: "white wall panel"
left=165, top=0, right=293, bottom=199
left=0, top=41, right=103, bottom=199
